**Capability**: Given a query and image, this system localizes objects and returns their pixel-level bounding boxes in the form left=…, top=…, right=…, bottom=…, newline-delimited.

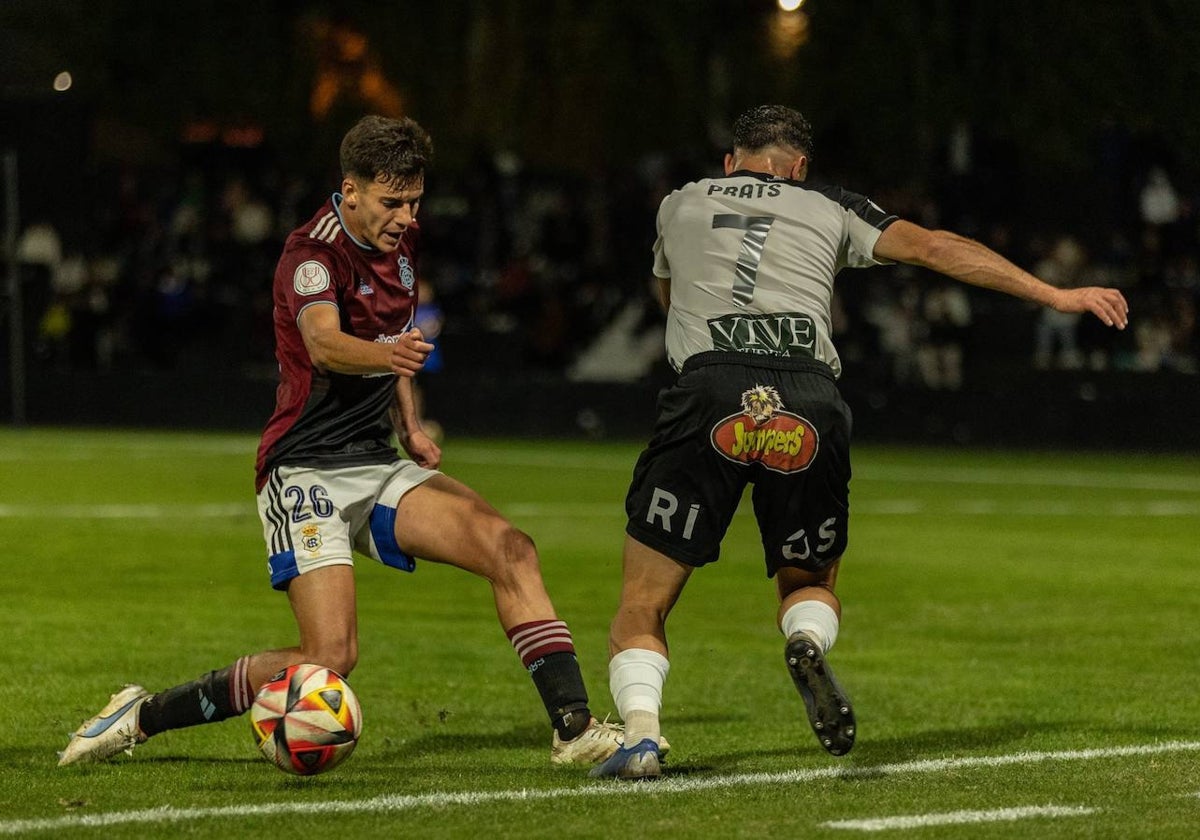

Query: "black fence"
left=4, top=354, right=1195, bottom=453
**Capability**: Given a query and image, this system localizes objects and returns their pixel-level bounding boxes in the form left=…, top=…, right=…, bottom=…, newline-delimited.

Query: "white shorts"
left=256, top=461, right=439, bottom=590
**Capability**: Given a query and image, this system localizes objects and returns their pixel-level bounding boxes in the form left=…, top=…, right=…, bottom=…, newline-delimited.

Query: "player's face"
left=342, top=175, right=423, bottom=252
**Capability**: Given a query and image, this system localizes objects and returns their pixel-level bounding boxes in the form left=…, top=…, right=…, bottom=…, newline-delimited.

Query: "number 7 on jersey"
left=712, top=214, right=776, bottom=306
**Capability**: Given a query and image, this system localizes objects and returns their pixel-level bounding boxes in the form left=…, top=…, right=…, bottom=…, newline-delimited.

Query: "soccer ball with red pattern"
left=250, top=664, right=362, bottom=775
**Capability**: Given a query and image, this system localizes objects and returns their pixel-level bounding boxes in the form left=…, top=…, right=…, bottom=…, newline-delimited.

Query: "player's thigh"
left=286, top=563, right=358, bottom=650
left=624, top=374, right=747, bottom=567
left=353, top=461, right=442, bottom=573
left=257, top=465, right=368, bottom=591
left=619, top=534, right=694, bottom=613
left=388, top=473, right=524, bottom=577
left=751, top=400, right=851, bottom=576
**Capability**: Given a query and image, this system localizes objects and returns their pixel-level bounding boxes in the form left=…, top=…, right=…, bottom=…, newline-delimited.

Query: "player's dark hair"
left=732, top=105, right=814, bottom=160
left=340, top=115, right=433, bottom=188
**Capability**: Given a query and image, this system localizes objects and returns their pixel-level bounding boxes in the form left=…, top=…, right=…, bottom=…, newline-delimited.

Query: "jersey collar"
left=331, top=192, right=376, bottom=252
left=727, top=169, right=803, bottom=186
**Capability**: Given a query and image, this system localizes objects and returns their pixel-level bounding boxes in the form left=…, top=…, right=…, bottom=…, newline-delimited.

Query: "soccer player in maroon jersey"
left=59, top=115, right=628, bottom=768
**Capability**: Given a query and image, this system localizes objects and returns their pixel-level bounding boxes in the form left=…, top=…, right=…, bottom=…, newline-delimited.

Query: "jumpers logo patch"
left=709, top=385, right=819, bottom=474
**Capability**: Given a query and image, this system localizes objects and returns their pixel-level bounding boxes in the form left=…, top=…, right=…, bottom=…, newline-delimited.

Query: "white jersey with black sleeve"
left=653, top=170, right=898, bottom=378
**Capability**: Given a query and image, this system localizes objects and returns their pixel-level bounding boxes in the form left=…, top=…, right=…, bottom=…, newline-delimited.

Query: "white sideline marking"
left=856, top=498, right=1200, bottom=518
left=0, top=504, right=247, bottom=519
left=3, top=437, right=1197, bottom=494
left=861, top=465, right=1200, bottom=494
left=505, top=499, right=1200, bottom=519
left=1, top=497, right=1197, bottom=521
left=0, top=438, right=256, bottom=459
left=822, top=804, right=1096, bottom=832
left=4, top=439, right=1197, bottom=492
left=450, top=449, right=1200, bottom=493
left=6, top=741, right=1198, bottom=836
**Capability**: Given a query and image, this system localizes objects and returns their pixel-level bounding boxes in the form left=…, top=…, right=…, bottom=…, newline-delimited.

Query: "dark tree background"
left=3, top=1, right=1197, bottom=188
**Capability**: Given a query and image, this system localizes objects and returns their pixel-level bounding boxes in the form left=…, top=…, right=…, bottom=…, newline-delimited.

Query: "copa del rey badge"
left=710, top=385, right=819, bottom=474
left=293, top=260, right=331, bottom=296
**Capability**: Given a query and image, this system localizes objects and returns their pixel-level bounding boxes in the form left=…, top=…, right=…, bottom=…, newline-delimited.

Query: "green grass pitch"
left=2, top=428, right=1198, bottom=838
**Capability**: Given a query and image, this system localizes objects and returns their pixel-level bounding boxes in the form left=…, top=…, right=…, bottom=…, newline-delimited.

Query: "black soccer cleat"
left=785, top=632, right=856, bottom=756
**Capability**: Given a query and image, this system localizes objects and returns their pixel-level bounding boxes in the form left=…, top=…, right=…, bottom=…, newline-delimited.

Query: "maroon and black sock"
left=507, top=620, right=591, bottom=740
left=138, top=656, right=254, bottom=737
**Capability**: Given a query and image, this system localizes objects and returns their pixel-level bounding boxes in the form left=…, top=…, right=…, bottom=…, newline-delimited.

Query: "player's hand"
left=400, top=427, right=442, bottom=469
left=390, top=328, right=435, bottom=377
left=1053, top=287, right=1129, bottom=329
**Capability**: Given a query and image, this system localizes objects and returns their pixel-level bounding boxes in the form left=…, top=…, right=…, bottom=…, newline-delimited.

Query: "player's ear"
left=342, top=177, right=358, bottom=208
left=724, top=153, right=736, bottom=175
left=792, top=156, right=809, bottom=181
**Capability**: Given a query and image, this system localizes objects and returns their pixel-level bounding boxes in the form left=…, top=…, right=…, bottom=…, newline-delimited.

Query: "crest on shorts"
left=300, top=524, right=323, bottom=553
left=709, top=385, right=819, bottom=474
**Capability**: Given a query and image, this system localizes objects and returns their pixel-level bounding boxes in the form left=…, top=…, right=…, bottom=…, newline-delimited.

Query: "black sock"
left=529, top=652, right=591, bottom=740
left=139, top=665, right=242, bottom=737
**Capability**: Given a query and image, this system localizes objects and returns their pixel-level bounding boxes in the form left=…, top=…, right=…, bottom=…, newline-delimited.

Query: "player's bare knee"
left=505, top=524, right=540, bottom=571
left=614, top=599, right=670, bottom=632
left=491, top=522, right=541, bottom=586
left=304, top=642, right=358, bottom=678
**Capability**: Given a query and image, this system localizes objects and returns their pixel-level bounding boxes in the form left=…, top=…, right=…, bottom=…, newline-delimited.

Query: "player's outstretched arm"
left=874, top=219, right=1129, bottom=329
left=299, top=304, right=435, bottom=374
left=391, top=376, right=441, bottom=469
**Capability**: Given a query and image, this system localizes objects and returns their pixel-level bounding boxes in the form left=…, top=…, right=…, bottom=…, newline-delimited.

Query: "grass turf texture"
left=2, top=428, right=1198, bottom=838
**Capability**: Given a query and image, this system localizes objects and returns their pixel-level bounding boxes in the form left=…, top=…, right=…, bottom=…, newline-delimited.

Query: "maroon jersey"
left=255, top=194, right=420, bottom=490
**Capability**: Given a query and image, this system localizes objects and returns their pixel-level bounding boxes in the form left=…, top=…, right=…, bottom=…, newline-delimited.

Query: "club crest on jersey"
left=398, top=255, right=416, bottom=291
left=293, top=260, right=331, bottom=296
left=709, top=385, right=819, bottom=473
left=300, top=524, right=323, bottom=553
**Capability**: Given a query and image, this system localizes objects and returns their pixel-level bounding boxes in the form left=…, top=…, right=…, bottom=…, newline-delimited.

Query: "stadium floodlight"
left=778, top=0, right=805, bottom=11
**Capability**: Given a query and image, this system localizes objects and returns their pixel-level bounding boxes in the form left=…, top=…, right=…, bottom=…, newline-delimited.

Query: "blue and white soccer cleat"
left=785, top=632, right=855, bottom=756
left=589, top=737, right=661, bottom=780
left=550, top=716, right=672, bottom=765
left=57, top=684, right=151, bottom=766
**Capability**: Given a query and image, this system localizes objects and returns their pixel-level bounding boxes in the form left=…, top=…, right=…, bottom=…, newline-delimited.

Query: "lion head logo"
left=741, top=385, right=783, bottom=424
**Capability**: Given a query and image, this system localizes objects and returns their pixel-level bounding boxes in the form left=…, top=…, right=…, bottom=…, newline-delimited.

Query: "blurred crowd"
left=13, top=146, right=1200, bottom=389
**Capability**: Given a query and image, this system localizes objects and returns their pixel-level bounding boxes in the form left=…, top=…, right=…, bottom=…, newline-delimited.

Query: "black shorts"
left=625, top=351, right=851, bottom=576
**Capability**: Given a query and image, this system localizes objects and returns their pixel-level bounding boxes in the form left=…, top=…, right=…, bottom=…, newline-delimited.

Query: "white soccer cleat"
left=550, top=716, right=672, bottom=765
left=57, top=684, right=151, bottom=766
left=551, top=716, right=624, bottom=765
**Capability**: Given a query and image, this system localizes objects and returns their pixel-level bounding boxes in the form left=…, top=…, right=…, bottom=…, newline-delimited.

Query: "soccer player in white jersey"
left=592, top=105, right=1129, bottom=780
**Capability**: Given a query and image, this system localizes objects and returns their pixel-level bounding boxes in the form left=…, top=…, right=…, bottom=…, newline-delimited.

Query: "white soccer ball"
left=249, top=663, right=363, bottom=775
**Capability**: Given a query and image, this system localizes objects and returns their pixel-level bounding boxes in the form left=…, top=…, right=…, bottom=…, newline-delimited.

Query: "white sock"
left=609, top=648, right=670, bottom=745
left=781, top=600, right=840, bottom=653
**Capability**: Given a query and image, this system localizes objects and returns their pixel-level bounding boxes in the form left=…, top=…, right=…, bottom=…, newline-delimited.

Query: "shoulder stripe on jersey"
left=813, top=184, right=898, bottom=231
left=310, top=211, right=334, bottom=239
left=310, top=212, right=340, bottom=242
left=720, top=171, right=898, bottom=231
